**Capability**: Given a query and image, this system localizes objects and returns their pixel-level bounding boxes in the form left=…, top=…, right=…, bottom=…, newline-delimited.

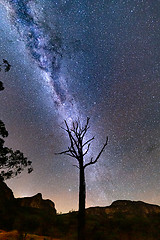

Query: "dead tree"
left=56, top=117, right=108, bottom=240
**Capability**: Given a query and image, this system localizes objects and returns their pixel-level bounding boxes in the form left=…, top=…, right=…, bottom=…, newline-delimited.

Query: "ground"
left=0, top=230, right=60, bottom=240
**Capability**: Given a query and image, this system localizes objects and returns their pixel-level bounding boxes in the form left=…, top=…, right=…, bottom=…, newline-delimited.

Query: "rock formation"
left=0, top=180, right=56, bottom=214
left=86, top=200, right=160, bottom=218
left=16, top=193, right=56, bottom=214
left=106, top=200, right=160, bottom=216
left=0, top=181, right=56, bottom=234
left=0, top=180, right=15, bottom=214
left=0, top=180, right=14, bottom=201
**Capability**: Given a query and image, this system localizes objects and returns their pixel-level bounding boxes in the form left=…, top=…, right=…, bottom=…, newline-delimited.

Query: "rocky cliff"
left=86, top=200, right=160, bottom=218
left=16, top=193, right=56, bottom=213
left=0, top=180, right=15, bottom=214
left=0, top=180, right=56, bottom=214
left=0, top=181, right=57, bottom=235
left=0, top=180, right=14, bottom=201
left=107, top=200, right=160, bottom=216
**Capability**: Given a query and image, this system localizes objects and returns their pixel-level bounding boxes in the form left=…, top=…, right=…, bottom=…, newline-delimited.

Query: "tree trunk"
left=78, top=163, right=86, bottom=240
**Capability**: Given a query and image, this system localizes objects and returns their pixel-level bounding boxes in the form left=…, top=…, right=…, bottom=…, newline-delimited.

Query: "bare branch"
left=55, top=148, right=78, bottom=159
left=82, top=136, right=95, bottom=148
left=69, top=133, right=80, bottom=158
left=68, top=147, right=78, bottom=158
left=73, top=164, right=80, bottom=169
left=71, top=122, right=80, bottom=141
left=64, top=120, right=70, bottom=132
left=66, top=153, right=77, bottom=158
left=60, top=125, right=68, bottom=132
left=83, top=143, right=91, bottom=156
left=65, top=121, right=78, bottom=147
left=56, top=118, right=108, bottom=171
left=84, top=157, right=93, bottom=168
left=70, top=131, right=79, bottom=148
left=84, top=136, right=108, bottom=168
left=68, top=124, right=83, bottom=157
left=56, top=120, right=81, bottom=160
left=64, top=120, right=80, bottom=158
left=81, top=126, right=89, bottom=139
left=55, top=145, right=77, bottom=157
left=55, top=149, right=70, bottom=155
left=81, top=117, right=90, bottom=139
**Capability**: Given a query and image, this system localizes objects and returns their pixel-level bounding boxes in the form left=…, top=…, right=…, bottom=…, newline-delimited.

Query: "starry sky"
left=0, top=0, right=160, bottom=213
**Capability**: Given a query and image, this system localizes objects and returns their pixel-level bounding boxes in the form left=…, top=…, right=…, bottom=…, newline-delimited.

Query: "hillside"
left=57, top=200, right=160, bottom=240
left=0, top=181, right=160, bottom=239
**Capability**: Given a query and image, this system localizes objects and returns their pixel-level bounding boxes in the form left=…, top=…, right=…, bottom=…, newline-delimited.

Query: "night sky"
left=0, top=0, right=160, bottom=213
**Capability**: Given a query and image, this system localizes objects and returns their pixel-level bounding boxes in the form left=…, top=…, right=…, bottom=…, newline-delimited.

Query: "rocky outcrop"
left=0, top=180, right=15, bottom=214
left=0, top=182, right=57, bottom=235
left=106, top=200, right=160, bottom=216
left=0, top=181, right=56, bottom=214
left=86, top=200, right=160, bottom=218
left=0, top=180, right=14, bottom=201
left=16, top=193, right=56, bottom=214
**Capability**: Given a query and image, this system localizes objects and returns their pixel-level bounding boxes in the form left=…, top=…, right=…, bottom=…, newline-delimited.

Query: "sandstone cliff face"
left=86, top=200, right=160, bottom=218
left=0, top=180, right=14, bottom=201
left=106, top=200, right=160, bottom=216
left=0, top=182, right=57, bottom=235
left=0, top=181, right=56, bottom=214
left=0, top=180, right=15, bottom=214
left=16, top=193, right=56, bottom=214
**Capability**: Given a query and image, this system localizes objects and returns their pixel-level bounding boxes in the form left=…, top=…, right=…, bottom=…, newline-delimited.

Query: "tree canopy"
left=0, top=62, right=32, bottom=181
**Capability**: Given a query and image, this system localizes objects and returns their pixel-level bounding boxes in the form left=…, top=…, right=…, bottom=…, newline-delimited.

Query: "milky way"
left=0, top=0, right=160, bottom=212
left=1, top=0, right=78, bottom=120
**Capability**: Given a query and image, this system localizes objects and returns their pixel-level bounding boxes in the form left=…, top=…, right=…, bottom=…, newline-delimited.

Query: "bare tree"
left=56, top=117, right=108, bottom=240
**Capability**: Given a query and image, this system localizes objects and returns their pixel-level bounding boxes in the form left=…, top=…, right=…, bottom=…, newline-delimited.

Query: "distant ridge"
left=86, top=199, right=160, bottom=217
left=1, top=180, right=160, bottom=217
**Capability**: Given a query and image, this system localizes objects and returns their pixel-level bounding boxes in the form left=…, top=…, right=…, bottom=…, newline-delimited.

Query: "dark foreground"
left=1, top=201, right=160, bottom=240
left=0, top=181, right=160, bottom=240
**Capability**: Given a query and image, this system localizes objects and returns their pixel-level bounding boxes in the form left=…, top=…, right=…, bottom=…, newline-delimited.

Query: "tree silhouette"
left=0, top=59, right=11, bottom=72
left=57, top=117, right=108, bottom=240
left=0, top=62, right=32, bottom=181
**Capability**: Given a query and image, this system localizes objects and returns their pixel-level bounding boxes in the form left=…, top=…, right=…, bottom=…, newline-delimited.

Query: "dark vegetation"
left=0, top=201, right=57, bottom=239
left=0, top=62, right=32, bottom=180
left=1, top=201, right=160, bottom=240
left=56, top=210, right=160, bottom=240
